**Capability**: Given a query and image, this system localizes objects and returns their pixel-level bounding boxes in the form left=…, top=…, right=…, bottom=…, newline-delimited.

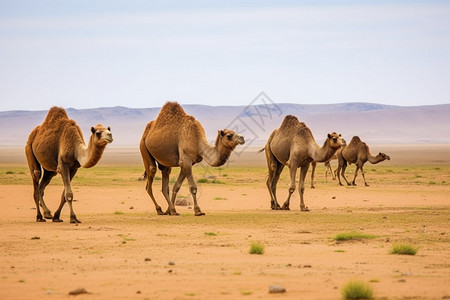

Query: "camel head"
left=90, top=124, right=113, bottom=146
left=327, top=132, right=345, bottom=149
left=377, top=152, right=390, bottom=161
left=217, top=129, right=245, bottom=149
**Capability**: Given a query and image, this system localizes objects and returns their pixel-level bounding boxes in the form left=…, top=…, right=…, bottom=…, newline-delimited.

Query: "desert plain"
left=0, top=144, right=449, bottom=300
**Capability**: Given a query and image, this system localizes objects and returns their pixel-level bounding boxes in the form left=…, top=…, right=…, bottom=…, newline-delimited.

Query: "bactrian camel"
left=139, top=102, right=245, bottom=216
left=336, top=136, right=390, bottom=186
left=259, top=115, right=345, bottom=211
left=310, top=153, right=339, bottom=189
left=25, top=106, right=113, bottom=223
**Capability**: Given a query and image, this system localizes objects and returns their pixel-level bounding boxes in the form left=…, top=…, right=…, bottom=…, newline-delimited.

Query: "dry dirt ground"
left=0, top=145, right=449, bottom=300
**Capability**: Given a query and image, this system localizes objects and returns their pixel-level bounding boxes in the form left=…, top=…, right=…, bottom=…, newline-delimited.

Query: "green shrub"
left=390, top=243, right=418, bottom=255
left=197, top=178, right=208, bottom=183
left=249, top=241, right=264, bottom=255
left=341, top=280, right=373, bottom=299
left=333, top=232, right=378, bottom=241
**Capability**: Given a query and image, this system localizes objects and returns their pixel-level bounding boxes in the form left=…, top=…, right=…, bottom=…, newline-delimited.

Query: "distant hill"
left=1, top=102, right=449, bottom=147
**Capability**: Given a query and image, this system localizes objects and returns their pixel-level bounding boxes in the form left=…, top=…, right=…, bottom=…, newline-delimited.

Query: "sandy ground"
left=0, top=145, right=449, bottom=299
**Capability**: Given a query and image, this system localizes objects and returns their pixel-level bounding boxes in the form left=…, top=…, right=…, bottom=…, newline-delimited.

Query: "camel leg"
left=159, top=165, right=178, bottom=215
left=325, top=161, right=335, bottom=180
left=170, top=171, right=187, bottom=214
left=282, top=164, right=297, bottom=210
left=53, top=167, right=79, bottom=223
left=351, top=165, right=360, bottom=186
left=310, top=161, right=316, bottom=189
left=298, top=164, right=310, bottom=211
left=270, top=162, right=284, bottom=210
left=360, top=165, right=369, bottom=186
left=38, top=169, right=57, bottom=219
left=336, top=160, right=343, bottom=186
left=181, top=159, right=204, bottom=216
left=140, top=142, right=164, bottom=215
left=145, top=172, right=164, bottom=215
left=143, top=157, right=164, bottom=215
left=341, top=162, right=351, bottom=186
left=265, top=149, right=283, bottom=210
left=25, top=146, right=46, bottom=222
left=26, top=156, right=45, bottom=222
left=266, top=163, right=283, bottom=210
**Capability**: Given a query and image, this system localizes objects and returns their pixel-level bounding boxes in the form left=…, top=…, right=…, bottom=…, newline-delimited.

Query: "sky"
left=0, top=0, right=449, bottom=111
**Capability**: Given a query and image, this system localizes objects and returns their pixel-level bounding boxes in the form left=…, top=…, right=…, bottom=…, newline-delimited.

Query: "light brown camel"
left=25, top=106, right=113, bottom=223
left=139, top=102, right=245, bottom=216
left=336, top=136, right=390, bottom=186
left=259, top=115, right=345, bottom=211
left=310, top=153, right=339, bottom=189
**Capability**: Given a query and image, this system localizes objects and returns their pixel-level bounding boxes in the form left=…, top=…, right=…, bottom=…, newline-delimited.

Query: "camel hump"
left=349, top=136, right=362, bottom=145
left=161, top=101, right=186, bottom=116
left=280, top=115, right=302, bottom=129
left=43, top=106, right=69, bottom=125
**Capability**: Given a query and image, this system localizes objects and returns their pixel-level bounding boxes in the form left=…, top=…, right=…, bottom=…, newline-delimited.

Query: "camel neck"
left=310, top=140, right=337, bottom=163
left=199, top=136, right=232, bottom=167
left=368, top=154, right=382, bottom=164
left=78, top=136, right=106, bottom=168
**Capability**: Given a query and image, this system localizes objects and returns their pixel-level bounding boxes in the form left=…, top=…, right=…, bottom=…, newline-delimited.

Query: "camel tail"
left=257, top=148, right=265, bottom=154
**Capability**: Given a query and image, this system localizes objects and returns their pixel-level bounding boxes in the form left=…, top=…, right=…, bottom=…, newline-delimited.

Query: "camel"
left=310, top=153, right=339, bottom=189
left=25, top=106, right=113, bottom=223
left=336, top=136, right=390, bottom=186
left=139, top=102, right=245, bottom=216
left=259, top=115, right=345, bottom=211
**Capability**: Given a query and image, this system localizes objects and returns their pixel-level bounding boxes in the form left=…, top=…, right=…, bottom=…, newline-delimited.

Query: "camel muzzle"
left=105, top=133, right=113, bottom=143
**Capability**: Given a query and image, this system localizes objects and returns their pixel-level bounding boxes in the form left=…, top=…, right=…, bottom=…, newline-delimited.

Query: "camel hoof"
left=311, top=186, right=315, bottom=189
left=281, top=204, right=290, bottom=210
left=195, top=212, right=205, bottom=216
left=301, top=207, right=310, bottom=212
left=70, top=218, right=81, bottom=224
left=156, top=209, right=165, bottom=215
left=164, top=210, right=179, bottom=216
left=52, top=218, right=63, bottom=222
left=36, top=218, right=46, bottom=222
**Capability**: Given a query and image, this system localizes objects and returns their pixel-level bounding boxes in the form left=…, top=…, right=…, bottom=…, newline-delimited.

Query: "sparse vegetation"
left=197, top=178, right=208, bottom=183
left=249, top=241, right=264, bottom=255
left=341, top=280, right=373, bottom=299
left=211, top=179, right=225, bottom=184
left=213, top=197, right=227, bottom=200
left=333, top=232, right=378, bottom=241
left=390, top=243, right=418, bottom=255
left=240, top=290, right=253, bottom=295
left=204, top=232, right=217, bottom=236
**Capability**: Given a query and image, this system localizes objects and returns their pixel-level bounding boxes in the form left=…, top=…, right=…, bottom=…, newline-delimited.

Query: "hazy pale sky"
left=1, top=0, right=449, bottom=111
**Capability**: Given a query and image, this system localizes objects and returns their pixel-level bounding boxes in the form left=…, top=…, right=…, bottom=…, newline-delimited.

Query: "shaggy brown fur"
left=25, top=107, right=113, bottom=223
left=139, top=102, right=245, bottom=216
left=259, top=115, right=345, bottom=211
left=336, top=136, right=390, bottom=186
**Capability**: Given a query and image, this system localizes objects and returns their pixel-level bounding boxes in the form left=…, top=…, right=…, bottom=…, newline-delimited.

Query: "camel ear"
left=108, top=126, right=111, bottom=131
left=327, top=133, right=332, bottom=139
left=220, top=130, right=225, bottom=137
left=91, top=127, right=95, bottom=134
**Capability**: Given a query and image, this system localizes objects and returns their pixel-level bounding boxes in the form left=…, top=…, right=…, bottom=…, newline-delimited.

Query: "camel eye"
left=96, top=131, right=102, bottom=137
left=227, top=134, right=233, bottom=140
